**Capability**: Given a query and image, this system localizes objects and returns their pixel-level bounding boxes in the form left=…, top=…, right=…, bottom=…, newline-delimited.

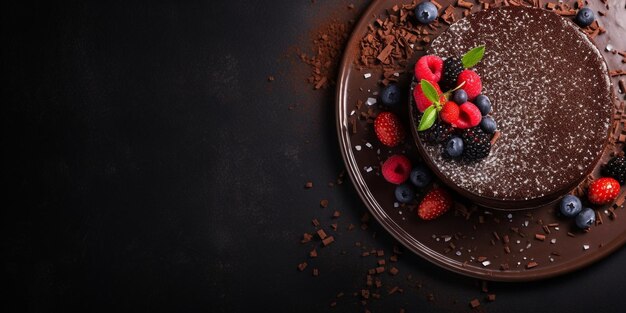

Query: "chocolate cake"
left=410, top=6, right=613, bottom=210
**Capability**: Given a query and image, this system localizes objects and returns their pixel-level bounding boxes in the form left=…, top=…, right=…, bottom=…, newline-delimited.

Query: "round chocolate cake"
left=410, top=6, right=613, bottom=210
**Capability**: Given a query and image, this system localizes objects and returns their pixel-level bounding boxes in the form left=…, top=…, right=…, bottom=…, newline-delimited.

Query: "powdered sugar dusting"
left=421, top=7, right=611, bottom=202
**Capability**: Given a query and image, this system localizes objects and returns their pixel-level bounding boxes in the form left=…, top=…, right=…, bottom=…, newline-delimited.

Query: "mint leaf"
left=462, top=45, right=485, bottom=68
left=420, top=79, right=439, bottom=105
left=417, top=105, right=437, bottom=131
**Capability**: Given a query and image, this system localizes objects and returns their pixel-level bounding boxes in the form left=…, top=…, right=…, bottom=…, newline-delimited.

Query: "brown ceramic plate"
left=336, top=0, right=626, bottom=281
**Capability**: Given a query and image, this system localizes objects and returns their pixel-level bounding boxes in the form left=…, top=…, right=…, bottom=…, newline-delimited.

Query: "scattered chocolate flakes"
left=487, top=294, right=496, bottom=302
left=376, top=266, right=386, bottom=274
left=320, top=199, right=329, bottom=208
left=312, top=218, right=320, bottom=227
left=332, top=210, right=341, bottom=218
left=305, top=181, right=313, bottom=189
left=310, top=248, right=318, bottom=258
left=299, top=20, right=352, bottom=90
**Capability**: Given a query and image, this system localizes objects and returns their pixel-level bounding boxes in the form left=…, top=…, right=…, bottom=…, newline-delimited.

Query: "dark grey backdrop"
left=3, top=1, right=626, bottom=312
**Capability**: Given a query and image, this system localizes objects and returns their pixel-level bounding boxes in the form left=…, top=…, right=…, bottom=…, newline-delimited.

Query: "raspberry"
left=440, top=101, right=460, bottom=125
left=457, top=70, right=482, bottom=100
left=455, top=102, right=482, bottom=129
left=440, top=57, right=464, bottom=92
left=413, top=82, right=446, bottom=112
left=414, top=55, right=443, bottom=83
left=382, top=154, right=412, bottom=185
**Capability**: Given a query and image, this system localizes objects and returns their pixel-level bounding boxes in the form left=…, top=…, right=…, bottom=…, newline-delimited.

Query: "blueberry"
left=445, top=136, right=464, bottom=158
left=395, top=183, right=415, bottom=203
left=575, top=208, right=596, bottom=229
left=410, top=164, right=433, bottom=188
left=380, top=84, right=402, bottom=107
left=452, top=89, right=467, bottom=105
left=559, top=195, right=582, bottom=217
left=574, top=8, right=594, bottom=27
left=474, top=95, right=491, bottom=116
left=415, top=1, right=438, bottom=24
left=480, top=116, right=497, bottom=134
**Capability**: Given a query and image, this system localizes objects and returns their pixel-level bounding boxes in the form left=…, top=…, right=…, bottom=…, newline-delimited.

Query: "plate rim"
left=335, top=0, right=626, bottom=282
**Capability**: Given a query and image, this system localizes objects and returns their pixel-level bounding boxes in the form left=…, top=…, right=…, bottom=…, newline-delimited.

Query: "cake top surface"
left=417, top=6, right=612, bottom=204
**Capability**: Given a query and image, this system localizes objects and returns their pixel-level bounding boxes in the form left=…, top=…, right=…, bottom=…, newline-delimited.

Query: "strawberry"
left=413, top=82, right=447, bottom=112
left=374, top=111, right=405, bottom=147
left=414, top=55, right=444, bottom=83
left=455, top=102, right=482, bottom=129
left=381, top=154, right=412, bottom=184
left=588, top=177, right=620, bottom=205
left=418, top=187, right=453, bottom=220
left=440, top=101, right=460, bottom=125
left=457, top=70, right=482, bottom=100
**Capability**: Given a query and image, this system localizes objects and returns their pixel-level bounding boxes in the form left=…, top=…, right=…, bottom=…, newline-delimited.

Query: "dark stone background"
left=3, top=0, right=626, bottom=312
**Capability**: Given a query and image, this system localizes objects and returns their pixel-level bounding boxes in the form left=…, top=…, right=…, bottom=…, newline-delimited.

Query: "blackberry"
left=461, top=127, right=491, bottom=161
left=423, top=121, right=455, bottom=143
left=440, top=57, right=464, bottom=92
left=603, top=156, right=626, bottom=185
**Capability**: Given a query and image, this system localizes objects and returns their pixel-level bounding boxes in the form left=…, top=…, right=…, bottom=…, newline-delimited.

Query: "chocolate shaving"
left=298, top=262, right=308, bottom=271
left=490, top=130, right=501, bottom=145
left=317, top=229, right=328, bottom=240
left=301, top=233, right=313, bottom=244
left=469, top=298, right=480, bottom=308
left=322, top=236, right=335, bottom=246
left=526, top=261, right=538, bottom=269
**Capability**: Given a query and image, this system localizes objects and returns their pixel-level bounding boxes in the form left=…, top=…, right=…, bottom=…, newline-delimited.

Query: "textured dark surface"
left=3, top=1, right=626, bottom=312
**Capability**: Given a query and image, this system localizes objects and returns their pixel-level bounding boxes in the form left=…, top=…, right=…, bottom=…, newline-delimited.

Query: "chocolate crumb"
left=469, top=298, right=480, bottom=308
left=526, top=261, right=538, bottom=269
left=267, top=75, right=275, bottom=82
left=389, top=267, right=399, bottom=276
left=322, top=236, right=335, bottom=246
left=301, top=233, right=313, bottom=244
left=310, top=248, right=318, bottom=258
left=305, top=181, right=313, bottom=189
left=317, top=229, right=328, bottom=240
left=333, top=210, right=341, bottom=218
left=312, top=219, right=320, bottom=227
left=376, top=266, right=386, bottom=274
left=487, top=294, right=496, bottom=302
left=320, top=199, right=329, bottom=208
left=298, top=262, right=308, bottom=271
left=312, top=268, right=319, bottom=276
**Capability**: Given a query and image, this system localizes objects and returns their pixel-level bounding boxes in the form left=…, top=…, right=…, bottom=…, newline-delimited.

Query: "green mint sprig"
left=417, top=79, right=442, bottom=131
left=461, top=45, right=485, bottom=69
